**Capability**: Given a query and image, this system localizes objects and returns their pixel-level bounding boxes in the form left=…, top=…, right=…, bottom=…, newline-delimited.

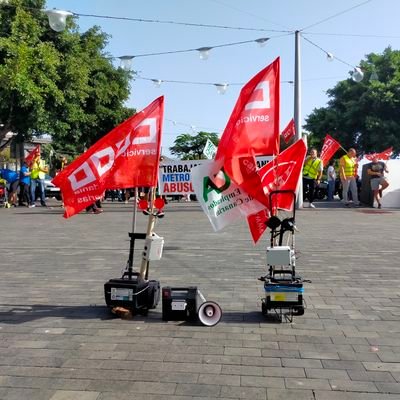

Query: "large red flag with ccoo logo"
left=215, top=58, right=280, bottom=207
left=320, top=134, right=341, bottom=166
left=52, top=96, right=164, bottom=218
left=247, top=138, right=307, bottom=243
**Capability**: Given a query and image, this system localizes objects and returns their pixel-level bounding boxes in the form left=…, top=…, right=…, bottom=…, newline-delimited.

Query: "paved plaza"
left=0, top=199, right=400, bottom=400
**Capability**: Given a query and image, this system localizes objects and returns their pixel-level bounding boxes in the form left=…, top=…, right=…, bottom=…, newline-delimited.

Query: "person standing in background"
left=302, top=148, right=323, bottom=208
left=18, top=161, right=31, bottom=206
left=367, top=156, right=389, bottom=209
left=29, top=151, right=48, bottom=207
left=339, top=148, right=360, bottom=207
left=327, top=160, right=336, bottom=201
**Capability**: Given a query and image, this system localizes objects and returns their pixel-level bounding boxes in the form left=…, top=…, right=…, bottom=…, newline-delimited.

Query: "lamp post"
left=294, top=30, right=303, bottom=208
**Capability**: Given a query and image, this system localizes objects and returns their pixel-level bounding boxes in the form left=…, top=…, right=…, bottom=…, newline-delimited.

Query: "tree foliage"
left=304, top=47, right=400, bottom=156
left=169, top=131, right=220, bottom=160
left=0, top=0, right=134, bottom=155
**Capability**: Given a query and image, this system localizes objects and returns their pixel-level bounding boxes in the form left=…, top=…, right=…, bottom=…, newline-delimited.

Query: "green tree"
left=169, top=131, right=220, bottom=160
left=0, top=0, right=134, bottom=154
left=304, top=47, right=400, bottom=156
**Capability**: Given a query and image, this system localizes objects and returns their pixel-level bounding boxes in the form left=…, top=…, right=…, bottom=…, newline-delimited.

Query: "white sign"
left=158, top=160, right=206, bottom=195
left=203, top=139, right=217, bottom=160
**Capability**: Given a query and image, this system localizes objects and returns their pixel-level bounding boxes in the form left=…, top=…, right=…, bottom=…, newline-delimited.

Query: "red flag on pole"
left=52, top=96, right=164, bottom=218
left=365, top=147, right=393, bottom=161
left=215, top=57, right=280, bottom=207
left=25, top=144, right=41, bottom=166
left=320, top=134, right=341, bottom=166
left=247, top=138, right=307, bottom=244
left=281, top=118, right=296, bottom=144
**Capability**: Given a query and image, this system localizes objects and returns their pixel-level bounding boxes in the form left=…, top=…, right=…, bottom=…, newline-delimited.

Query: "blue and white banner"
left=158, top=160, right=206, bottom=195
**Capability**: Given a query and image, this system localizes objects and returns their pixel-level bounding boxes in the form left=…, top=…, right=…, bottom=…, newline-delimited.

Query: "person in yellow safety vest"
left=302, top=148, right=323, bottom=208
left=339, top=148, right=360, bottom=207
left=29, top=152, right=49, bottom=208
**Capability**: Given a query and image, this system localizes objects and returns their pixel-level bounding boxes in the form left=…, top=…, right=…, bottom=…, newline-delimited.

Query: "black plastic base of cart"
left=104, top=272, right=160, bottom=315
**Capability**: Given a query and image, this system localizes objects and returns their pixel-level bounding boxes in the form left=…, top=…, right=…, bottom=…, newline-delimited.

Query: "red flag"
left=365, top=147, right=393, bottom=161
left=25, top=144, right=41, bottom=165
left=247, top=208, right=270, bottom=244
left=215, top=58, right=280, bottom=207
left=320, top=134, right=341, bottom=166
left=281, top=118, right=296, bottom=144
left=52, top=96, right=164, bottom=218
left=259, top=138, right=307, bottom=212
left=246, top=139, right=307, bottom=244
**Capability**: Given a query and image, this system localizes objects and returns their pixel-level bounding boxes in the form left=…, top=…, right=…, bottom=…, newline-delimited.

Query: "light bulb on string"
left=45, top=9, right=73, bottom=32
left=214, top=83, right=228, bottom=95
left=254, top=38, right=269, bottom=47
left=351, top=67, right=364, bottom=82
left=118, top=56, right=134, bottom=71
left=326, top=52, right=334, bottom=62
left=197, top=47, right=212, bottom=60
left=152, top=79, right=162, bottom=88
left=370, top=70, right=379, bottom=82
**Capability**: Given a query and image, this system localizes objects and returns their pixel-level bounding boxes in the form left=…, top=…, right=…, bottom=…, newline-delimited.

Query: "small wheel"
left=293, top=306, right=304, bottom=316
left=261, top=301, right=268, bottom=316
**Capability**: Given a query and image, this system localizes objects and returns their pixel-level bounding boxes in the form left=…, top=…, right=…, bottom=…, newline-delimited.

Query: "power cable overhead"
left=300, top=0, right=373, bottom=31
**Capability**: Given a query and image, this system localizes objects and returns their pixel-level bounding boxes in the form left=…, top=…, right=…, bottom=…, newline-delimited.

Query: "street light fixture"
left=45, top=9, right=73, bottom=32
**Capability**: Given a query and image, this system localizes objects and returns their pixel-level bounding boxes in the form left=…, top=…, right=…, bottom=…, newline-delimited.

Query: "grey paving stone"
left=175, top=383, right=221, bottom=397
left=285, top=377, right=331, bottom=390
left=49, top=391, right=100, bottom=400
left=329, top=379, right=378, bottom=392
left=305, top=368, right=350, bottom=380
left=220, top=385, right=266, bottom=399
left=266, top=388, right=315, bottom=400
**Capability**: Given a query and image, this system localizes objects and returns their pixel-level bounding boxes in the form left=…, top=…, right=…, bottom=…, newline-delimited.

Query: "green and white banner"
left=191, top=160, right=265, bottom=231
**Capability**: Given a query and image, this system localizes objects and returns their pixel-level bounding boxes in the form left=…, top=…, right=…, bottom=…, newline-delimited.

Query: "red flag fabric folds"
left=25, top=144, right=41, bottom=166
left=247, top=208, right=270, bottom=244
left=52, top=96, right=164, bottom=218
left=259, top=138, right=307, bottom=213
left=246, top=138, right=307, bottom=244
left=215, top=58, right=280, bottom=207
left=320, top=134, right=341, bottom=166
left=281, top=118, right=296, bottom=144
left=365, top=147, right=393, bottom=161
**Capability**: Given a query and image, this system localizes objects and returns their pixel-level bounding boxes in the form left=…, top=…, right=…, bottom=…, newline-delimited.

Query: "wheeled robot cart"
left=259, top=191, right=306, bottom=322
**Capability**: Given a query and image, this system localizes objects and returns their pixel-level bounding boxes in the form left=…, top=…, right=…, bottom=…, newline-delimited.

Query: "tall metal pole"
left=294, top=30, right=303, bottom=209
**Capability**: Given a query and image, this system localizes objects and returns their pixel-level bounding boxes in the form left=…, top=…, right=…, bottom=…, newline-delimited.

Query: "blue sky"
left=46, top=0, right=400, bottom=156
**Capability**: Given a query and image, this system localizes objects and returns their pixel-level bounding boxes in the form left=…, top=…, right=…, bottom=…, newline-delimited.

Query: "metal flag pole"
left=294, top=30, right=304, bottom=209
left=139, top=187, right=157, bottom=280
left=126, top=187, right=140, bottom=279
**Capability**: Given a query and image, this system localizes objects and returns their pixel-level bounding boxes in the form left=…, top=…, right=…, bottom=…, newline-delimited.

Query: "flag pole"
left=139, top=187, right=157, bottom=280
left=294, top=30, right=303, bottom=209
left=126, top=187, right=139, bottom=279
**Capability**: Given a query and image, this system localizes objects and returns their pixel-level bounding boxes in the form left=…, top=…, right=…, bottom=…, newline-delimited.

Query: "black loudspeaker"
left=104, top=272, right=160, bottom=313
left=162, top=286, right=198, bottom=322
left=162, top=286, right=222, bottom=326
